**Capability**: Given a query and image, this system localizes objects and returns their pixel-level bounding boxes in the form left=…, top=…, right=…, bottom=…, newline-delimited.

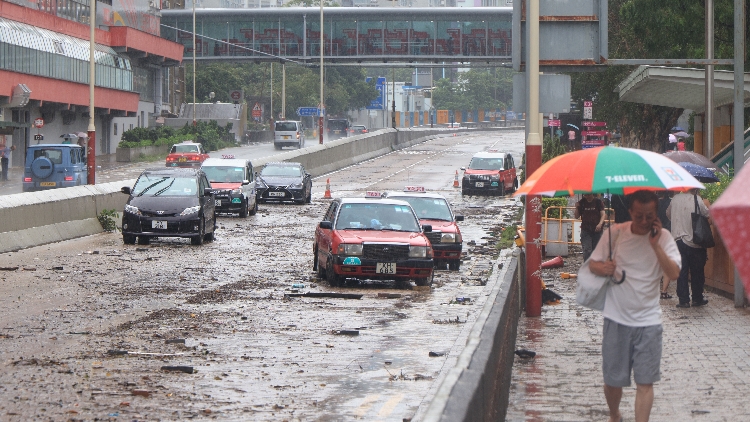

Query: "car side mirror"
left=242, top=180, right=250, bottom=185
left=204, top=188, right=214, bottom=196
left=422, top=224, right=432, bottom=232
left=460, top=167, right=466, bottom=171
left=121, top=186, right=131, bottom=195
left=319, top=221, right=333, bottom=229
left=455, top=215, right=464, bottom=222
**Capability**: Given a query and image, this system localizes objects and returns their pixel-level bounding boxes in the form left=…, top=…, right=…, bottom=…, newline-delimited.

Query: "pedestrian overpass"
left=159, top=7, right=512, bottom=64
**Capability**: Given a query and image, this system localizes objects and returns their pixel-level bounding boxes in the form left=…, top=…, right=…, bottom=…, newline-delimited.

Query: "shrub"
left=97, top=209, right=118, bottom=232
left=703, top=170, right=733, bottom=204
left=541, top=197, right=569, bottom=219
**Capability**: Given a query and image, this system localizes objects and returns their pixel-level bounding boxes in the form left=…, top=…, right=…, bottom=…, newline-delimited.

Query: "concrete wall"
left=421, top=251, right=522, bottom=422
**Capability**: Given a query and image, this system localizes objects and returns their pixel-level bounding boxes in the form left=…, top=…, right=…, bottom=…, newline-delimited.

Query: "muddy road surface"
left=0, top=130, right=524, bottom=421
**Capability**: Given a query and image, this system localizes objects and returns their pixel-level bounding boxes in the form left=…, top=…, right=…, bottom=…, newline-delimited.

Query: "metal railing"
left=542, top=206, right=615, bottom=246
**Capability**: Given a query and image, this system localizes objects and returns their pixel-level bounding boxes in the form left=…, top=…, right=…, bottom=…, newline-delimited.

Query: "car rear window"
left=469, top=157, right=504, bottom=170
left=261, top=165, right=301, bottom=177
left=335, top=203, right=419, bottom=232
left=33, top=148, right=63, bottom=164
left=203, top=166, right=245, bottom=183
left=328, top=120, right=349, bottom=130
left=172, top=144, right=200, bottom=153
left=132, top=175, right=198, bottom=197
left=275, top=122, right=299, bottom=131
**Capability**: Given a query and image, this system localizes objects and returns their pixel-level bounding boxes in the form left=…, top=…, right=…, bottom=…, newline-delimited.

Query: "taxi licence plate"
left=178, top=157, right=187, bottom=162
left=475, top=182, right=484, bottom=187
left=269, top=192, right=285, bottom=197
left=376, top=263, right=396, bottom=274
left=152, top=220, right=168, bottom=229
left=283, top=136, right=290, bottom=139
left=215, top=200, right=222, bottom=207
left=40, top=182, right=56, bottom=187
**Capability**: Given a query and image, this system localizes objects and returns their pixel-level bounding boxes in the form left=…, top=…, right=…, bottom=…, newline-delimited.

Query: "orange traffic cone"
left=541, top=256, right=564, bottom=269
left=323, top=178, right=332, bottom=199
left=453, top=170, right=460, bottom=188
left=561, top=273, right=578, bottom=279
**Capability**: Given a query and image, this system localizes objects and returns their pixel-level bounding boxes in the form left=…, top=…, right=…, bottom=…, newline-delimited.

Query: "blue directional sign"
left=366, top=77, right=386, bottom=110
left=297, top=107, right=325, bottom=116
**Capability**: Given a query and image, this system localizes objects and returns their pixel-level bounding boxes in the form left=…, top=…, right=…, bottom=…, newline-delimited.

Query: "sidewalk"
left=506, top=247, right=750, bottom=422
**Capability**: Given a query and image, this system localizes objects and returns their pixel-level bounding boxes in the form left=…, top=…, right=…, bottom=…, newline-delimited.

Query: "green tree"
left=432, top=68, right=511, bottom=110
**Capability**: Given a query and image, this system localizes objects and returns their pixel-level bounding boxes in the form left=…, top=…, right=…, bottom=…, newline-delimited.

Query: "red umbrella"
left=710, top=164, right=750, bottom=299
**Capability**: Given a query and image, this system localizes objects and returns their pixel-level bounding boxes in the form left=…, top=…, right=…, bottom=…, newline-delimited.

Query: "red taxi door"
left=315, top=201, right=339, bottom=269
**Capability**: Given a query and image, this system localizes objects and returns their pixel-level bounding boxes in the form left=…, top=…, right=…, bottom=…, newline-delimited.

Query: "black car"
left=120, top=167, right=217, bottom=245
left=327, top=118, right=351, bottom=141
left=256, top=162, right=312, bottom=204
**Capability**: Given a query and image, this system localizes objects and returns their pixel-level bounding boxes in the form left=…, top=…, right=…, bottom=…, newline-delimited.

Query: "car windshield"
left=261, top=165, right=301, bottom=177
left=171, top=144, right=200, bottom=153
left=335, top=203, right=420, bottom=232
left=395, top=197, right=452, bottom=221
left=275, top=122, right=298, bottom=131
left=469, top=157, right=503, bottom=170
left=33, top=148, right=63, bottom=164
left=203, top=166, right=245, bottom=183
left=132, top=174, right=198, bottom=197
left=354, top=126, right=366, bottom=130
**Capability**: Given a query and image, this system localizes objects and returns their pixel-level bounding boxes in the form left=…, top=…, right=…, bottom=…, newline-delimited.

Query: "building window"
left=130, top=124, right=133, bottom=130
left=114, top=123, right=118, bottom=136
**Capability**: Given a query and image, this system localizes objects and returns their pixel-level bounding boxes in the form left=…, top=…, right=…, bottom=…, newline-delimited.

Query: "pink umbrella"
left=711, top=164, right=750, bottom=299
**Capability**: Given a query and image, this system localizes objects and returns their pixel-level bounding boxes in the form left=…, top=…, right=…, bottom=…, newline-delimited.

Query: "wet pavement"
left=506, top=246, right=750, bottom=422
left=0, top=130, right=526, bottom=420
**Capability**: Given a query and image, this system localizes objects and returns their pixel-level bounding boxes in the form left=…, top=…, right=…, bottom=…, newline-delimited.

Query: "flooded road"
left=0, top=130, right=524, bottom=421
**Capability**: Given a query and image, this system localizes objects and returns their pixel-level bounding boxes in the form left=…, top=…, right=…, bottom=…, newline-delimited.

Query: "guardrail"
left=541, top=206, right=614, bottom=246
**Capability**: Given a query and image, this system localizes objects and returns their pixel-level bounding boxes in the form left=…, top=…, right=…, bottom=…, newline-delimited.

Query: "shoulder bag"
left=691, top=194, right=715, bottom=249
left=576, top=226, right=624, bottom=311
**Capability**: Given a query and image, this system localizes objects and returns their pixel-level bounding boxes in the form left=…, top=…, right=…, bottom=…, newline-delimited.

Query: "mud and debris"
left=0, top=131, right=526, bottom=420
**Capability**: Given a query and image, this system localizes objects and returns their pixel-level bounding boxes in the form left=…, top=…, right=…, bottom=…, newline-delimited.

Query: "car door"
left=199, top=175, right=216, bottom=225
left=245, top=162, right=256, bottom=207
left=301, top=165, right=312, bottom=196
left=316, top=201, right=338, bottom=267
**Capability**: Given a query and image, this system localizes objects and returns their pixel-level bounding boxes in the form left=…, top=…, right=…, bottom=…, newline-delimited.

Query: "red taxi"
left=313, top=193, right=435, bottom=287
left=461, top=150, right=518, bottom=196
left=166, top=141, right=210, bottom=168
left=384, top=187, right=464, bottom=270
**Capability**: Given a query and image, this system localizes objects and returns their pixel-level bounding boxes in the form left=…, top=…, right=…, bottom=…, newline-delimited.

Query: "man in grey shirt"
left=666, top=189, right=711, bottom=308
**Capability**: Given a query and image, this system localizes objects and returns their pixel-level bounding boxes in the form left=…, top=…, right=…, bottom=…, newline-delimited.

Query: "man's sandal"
left=661, top=292, right=673, bottom=299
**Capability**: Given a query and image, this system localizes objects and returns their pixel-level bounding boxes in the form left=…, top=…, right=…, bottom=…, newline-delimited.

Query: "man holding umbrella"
left=590, top=190, right=681, bottom=422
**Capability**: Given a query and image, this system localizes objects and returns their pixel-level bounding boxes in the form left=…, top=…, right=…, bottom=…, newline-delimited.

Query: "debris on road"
left=161, top=365, right=195, bottom=374
left=514, top=349, right=536, bottom=359
left=284, top=292, right=363, bottom=299
left=428, top=351, right=445, bottom=357
left=335, top=330, right=359, bottom=336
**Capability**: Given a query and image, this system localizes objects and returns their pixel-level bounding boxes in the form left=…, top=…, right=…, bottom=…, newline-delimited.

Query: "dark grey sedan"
left=255, top=162, right=312, bottom=204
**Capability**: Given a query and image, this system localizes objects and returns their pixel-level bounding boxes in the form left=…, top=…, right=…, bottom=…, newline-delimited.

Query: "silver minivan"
left=274, top=120, right=305, bottom=150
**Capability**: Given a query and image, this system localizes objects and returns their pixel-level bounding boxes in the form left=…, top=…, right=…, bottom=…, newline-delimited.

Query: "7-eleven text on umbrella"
left=605, top=175, right=647, bottom=183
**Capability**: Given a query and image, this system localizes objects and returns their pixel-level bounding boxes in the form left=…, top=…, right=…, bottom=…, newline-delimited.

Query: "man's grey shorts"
left=602, top=318, right=662, bottom=387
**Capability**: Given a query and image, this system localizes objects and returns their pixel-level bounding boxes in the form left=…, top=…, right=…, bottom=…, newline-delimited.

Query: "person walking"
left=575, top=193, right=606, bottom=261
left=0, top=143, right=15, bottom=181
left=666, top=188, right=711, bottom=308
left=589, top=190, right=681, bottom=422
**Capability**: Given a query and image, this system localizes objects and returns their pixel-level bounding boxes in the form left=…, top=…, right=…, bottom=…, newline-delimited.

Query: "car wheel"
left=448, top=260, right=461, bottom=271
left=415, top=271, right=434, bottom=287
left=123, top=234, right=136, bottom=245
left=191, top=219, right=205, bottom=245
left=137, top=236, right=150, bottom=245
left=249, top=198, right=258, bottom=216
left=239, top=199, right=249, bottom=218
left=326, top=256, right=343, bottom=287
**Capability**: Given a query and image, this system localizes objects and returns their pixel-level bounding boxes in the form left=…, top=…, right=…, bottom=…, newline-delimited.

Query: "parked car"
left=22, top=144, right=87, bottom=192
left=274, top=120, right=305, bottom=150
left=350, top=125, right=368, bottom=135
left=120, top=167, right=217, bottom=246
left=256, top=162, right=312, bottom=204
left=327, top=118, right=351, bottom=140
left=383, top=187, right=464, bottom=270
left=461, top=150, right=518, bottom=196
left=201, top=155, right=258, bottom=217
left=165, top=141, right=210, bottom=168
left=313, top=195, right=434, bottom=287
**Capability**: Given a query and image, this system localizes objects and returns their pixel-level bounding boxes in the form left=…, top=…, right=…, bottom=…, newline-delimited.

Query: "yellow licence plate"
left=40, top=182, right=57, bottom=187
left=179, top=157, right=187, bottom=162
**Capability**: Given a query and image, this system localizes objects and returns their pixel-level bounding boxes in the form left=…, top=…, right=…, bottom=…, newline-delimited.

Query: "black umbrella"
left=677, top=162, right=720, bottom=183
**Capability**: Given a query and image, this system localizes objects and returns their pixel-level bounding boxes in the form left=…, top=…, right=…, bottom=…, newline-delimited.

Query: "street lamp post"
left=319, top=0, right=324, bottom=144
left=87, top=0, right=96, bottom=185
left=192, top=0, right=196, bottom=126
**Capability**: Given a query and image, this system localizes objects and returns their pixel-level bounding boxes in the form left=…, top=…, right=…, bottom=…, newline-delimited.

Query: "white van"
left=274, top=121, right=305, bottom=150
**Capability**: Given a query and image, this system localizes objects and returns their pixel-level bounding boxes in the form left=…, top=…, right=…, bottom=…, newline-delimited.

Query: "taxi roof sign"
left=221, top=154, right=236, bottom=159
left=365, top=191, right=382, bottom=198
left=404, top=186, right=426, bottom=192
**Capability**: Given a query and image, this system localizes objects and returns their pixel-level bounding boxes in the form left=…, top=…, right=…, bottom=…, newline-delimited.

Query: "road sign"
left=548, top=119, right=561, bottom=127
left=34, top=134, right=44, bottom=141
left=366, top=77, right=386, bottom=110
left=583, top=101, right=593, bottom=107
left=230, top=90, right=243, bottom=102
left=33, top=117, right=44, bottom=128
left=582, top=121, right=606, bottom=127
left=297, top=107, right=325, bottom=116
left=583, top=101, right=593, bottom=119
left=252, top=102, right=262, bottom=119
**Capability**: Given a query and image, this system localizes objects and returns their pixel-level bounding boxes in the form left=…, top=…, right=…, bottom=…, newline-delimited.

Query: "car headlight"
left=124, top=204, right=141, bottom=215
left=231, top=188, right=242, bottom=195
left=180, top=206, right=201, bottom=216
left=441, top=233, right=459, bottom=243
left=289, top=182, right=303, bottom=189
left=336, top=243, right=363, bottom=255
left=409, top=246, right=432, bottom=258
left=490, top=175, right=500, bottom=180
